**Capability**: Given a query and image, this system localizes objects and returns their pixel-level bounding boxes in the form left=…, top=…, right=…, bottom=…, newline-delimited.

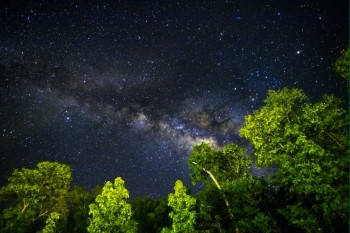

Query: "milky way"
left=0, top=0, right=348, bottom=198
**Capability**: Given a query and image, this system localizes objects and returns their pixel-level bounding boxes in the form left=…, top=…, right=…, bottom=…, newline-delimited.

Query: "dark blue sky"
left=0, top=0, right=348, bottom=198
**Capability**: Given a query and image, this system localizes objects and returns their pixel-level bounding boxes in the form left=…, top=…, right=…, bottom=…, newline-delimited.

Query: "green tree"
left=240, top=88, right=349, bottom=232
left=188, top=143, right=250, bottom=185
left=223, top=176, right=276, bottom=233
left=87, top=177, right=137, bottom=233
left=131, top=196, right=157, bottom=233
left=195, top=183, right=226, bottom=233
left=188, top=143, right=253, bottom=233
left=333, top=48, right=349, bottom=80
left=131, top=196, right=171, bottom=233
left=64, top=186, right=98, bottom=233
left=0, top=161, right=72, bottom=233
left=194, top=174, right=276, bottom=233
left=162, top=180, right=196, bottom=233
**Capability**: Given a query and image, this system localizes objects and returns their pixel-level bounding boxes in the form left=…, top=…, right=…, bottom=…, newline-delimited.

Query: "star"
left=0, top=0, right=347, bottom=198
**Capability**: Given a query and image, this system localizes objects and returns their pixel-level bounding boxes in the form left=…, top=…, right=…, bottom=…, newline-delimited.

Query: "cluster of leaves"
left=188, top=143, right=276, bottom=233
left=0, top=162, right=72, bottom=233
left=161, top=180, right=196, bottom=233
left=0, top=87, right=348, bottom=232
left=240, top=88, right=348, bottom=232
left=88, top=177, right=137, bottom=233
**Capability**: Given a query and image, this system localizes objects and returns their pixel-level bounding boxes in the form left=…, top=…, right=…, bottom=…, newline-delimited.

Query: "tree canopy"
left=240, top=88, right=349, bottom=232
left=0, top=87, right=348, bottom=233
left=162, top=180, right=196, bottom=233
left=0, top=161, right=72, bottom=233
left=188, top=143, right=251, bottom=185
left=188, top=143, right=275, bottom=233
left=88, top=177, right=137, bottom=233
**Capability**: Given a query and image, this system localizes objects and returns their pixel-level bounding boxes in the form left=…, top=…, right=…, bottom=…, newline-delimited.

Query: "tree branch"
left=192, top=162, right=236, bottom=226
left=21, top=202, right=29, bottom=213
left=327, top=132, right=342, bottom=147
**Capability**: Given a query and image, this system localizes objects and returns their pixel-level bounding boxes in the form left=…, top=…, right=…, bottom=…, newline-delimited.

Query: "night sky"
left=1, top=0, right=348, bottom=198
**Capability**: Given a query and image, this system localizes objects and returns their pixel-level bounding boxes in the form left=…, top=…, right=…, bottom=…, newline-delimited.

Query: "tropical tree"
left=0, top=161, right=72, bottom=233
left=162, top=180, right=196, bottom=233
left=223, top=176, right=276, bottom=233
left=188, top=143, right=276, bottom=232
left=87, top=177, right=137, bottom=233
left=188, top=143, right=251, bottom=213
left=188, top=143, right=254, bottom=231
left=188, top=143, right=250, bottom=185
left=240, top=88, right=349, bottom=232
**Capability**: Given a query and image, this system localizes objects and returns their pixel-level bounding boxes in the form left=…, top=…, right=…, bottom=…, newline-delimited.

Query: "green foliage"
left=195, top=183, right=227, bottom=232
left=147, top=198, right=171, bottom=232
left=240, top=88, right=307, bottom=167
left=240, top=88, right=349, bottom=232
left=131, top=196, right=171, bottom=233
left=224, top=176, right=276, bottom=233
left=131, top=196, right=156, bottom=232
left=252, top=212, right=274, bottom=233
left=195, top=176, right=276, bottom=233
left=40, top=212, right=60, bottom=233
left=64, top=186, right=96, bottom=233
left=188, top=142, right=274, bottom=232
left=162, top=180, right=197, bottom=233
left=333, top=48, right=349, bottom=80
left=0, top=87, right=348, bottom=233
left=87, top=177, right=137, bottom=233
left=0, top=161, right=72, bottom=233
left=188, top=143, right=251, bottom=185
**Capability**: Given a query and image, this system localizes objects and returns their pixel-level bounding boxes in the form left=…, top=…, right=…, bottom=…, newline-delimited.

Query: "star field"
left=0, top=0, right=348, bottom=198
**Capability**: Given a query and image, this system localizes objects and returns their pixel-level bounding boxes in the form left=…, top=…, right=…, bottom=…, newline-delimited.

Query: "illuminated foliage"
left=41, top=212, right=60, bottom=233
left=162, top=180, right=196, bottom=233
left=187, top=142, right=275, bottom=232
left=0, top=87, right=347, bottom=233
left=0, top=161, right=72, bottom=233
left=188, top=143, right=251, bottom=185
left=240, top=88, right=349, bottom=232
left=87, top=177, right=137, bottom=233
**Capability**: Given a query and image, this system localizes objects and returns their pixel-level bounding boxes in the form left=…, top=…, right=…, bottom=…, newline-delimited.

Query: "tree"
left=87, top=177, right=137, bottom=233
left=188, top=143, right=251, bottom=185
left=131, top=196, right=171, bottom=233
left=194, top=173, right=277, bottom=233
left=188, top=143, right=252, bottom=233
left=333, top=48, right=349, bottom=80
left=0, top=161, right=72, bottom=233
left=162, top=180, right=196, bottom=233
left=240, top=88, right=349, bottom=232
left=131, top=196, right=155, bottom=233
left=147, top=197, right=171, bottom=233
left=223, top=176, right=276, bottom=233
left=194, top=183, right=226, bottom=233
left=64, top=186, right=97, bottom=233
